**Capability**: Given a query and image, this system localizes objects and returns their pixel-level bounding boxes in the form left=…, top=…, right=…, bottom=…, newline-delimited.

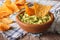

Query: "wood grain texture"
left=0, top=33, right=8, bottom=40
left=0, top=33, right=60, bottom=40
left=18, top=33, right=60, bottom=40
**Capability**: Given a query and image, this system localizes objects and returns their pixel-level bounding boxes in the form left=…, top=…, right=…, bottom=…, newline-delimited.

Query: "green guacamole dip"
left=19, top=12, right=51, bottom=24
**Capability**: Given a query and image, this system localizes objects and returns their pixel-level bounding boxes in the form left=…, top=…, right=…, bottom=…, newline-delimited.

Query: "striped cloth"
left=1, top=13, right=27, bottom=40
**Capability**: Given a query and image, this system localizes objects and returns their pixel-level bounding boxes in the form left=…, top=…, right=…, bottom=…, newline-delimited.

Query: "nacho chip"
left=15, top=0, right=26, bottom=5
left=5, top=0, right=11, bottom=4
left=34, top=3, right=52, bottom=17
left=1, top=4, right=13, bottom=14
left=39, top=4, right=52, bottom=17
left=16, top=0, right=19, bottom=2
left=15, top=0, right=26, bottom=10
left=4, top=0, right=14, bottom=12
left=34, top=3, right=41, bottom=17
left=0, top=22, right=10, bottom=31
left=0, top=12, right=10, bottom=19
left=25, top=4, right=35, bottom=16
left=1, top=18, right=13, bottom=24
left=17, top=5, right=25, bottom=9
left=0, top=4, right=13, bottom=18
left=11, top=3, right=19, bottom=12
left=4, top=0, right=19, bottom=12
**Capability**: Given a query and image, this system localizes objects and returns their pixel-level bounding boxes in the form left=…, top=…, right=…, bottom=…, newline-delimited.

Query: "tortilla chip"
left=0, top=22, right=10, bottom=31
left=16, top=0, right=19, bottom=2
left=38, top=4, right=52, bottom=17
left=15, top=0, right=26, bottom=5
left=15, top=0, right=26, bottom=10
left=5, top=0, right=11, bottom=4
left=0, top=12, right=10, bottom=19
left=4, top=0, right=14, bottom=12
left=25, top=4, right=35, bottom=16
left=34, top=3, right=41, bottom=17
left=17, top=5, right=25, bottom=10
left=6, top=3, right=19, bottom=12
left=2, top=4, right=13, bottom=13
left=34, top=3, right=52, bottom=17
left=11, top=3, right=19, bottom=12
left=0, top=4, right=13, bottom=18
left=4, top=0, right=19, bottom=12
left=1, top=18, right=13, bottom=24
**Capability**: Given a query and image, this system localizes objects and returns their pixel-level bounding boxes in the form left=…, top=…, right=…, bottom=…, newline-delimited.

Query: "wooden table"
left=18, top=33, right=60, bottom=40
left=0, top=33, right=60, bottom=40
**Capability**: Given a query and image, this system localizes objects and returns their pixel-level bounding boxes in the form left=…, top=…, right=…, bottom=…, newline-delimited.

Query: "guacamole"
left=19, top=12, right=51, bottom=24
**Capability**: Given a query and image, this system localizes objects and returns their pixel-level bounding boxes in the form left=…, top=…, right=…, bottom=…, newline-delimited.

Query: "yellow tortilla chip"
left=1, top=4, right=13, bottom=14
left=15, top=0, right=26, bottom=10
left=4, top=0, right=19, bottom=12
left=15, top=0, right=18, bottom=2
left=34, top=3, right=52, bottom=17
left=25, top=4, right=35, bottom=16
left=0, top=22, right=10, bottom=31
left=39, top=5, right=52, bottom=17
left=11, top=3, right=19, bottom=12
left=0, top=4, right=13, bottom=18
left=5, top=0, right=11, bottom=3
left=0, top=12, right=9, bottom=19
left=1, top=18, right=13, bottom=24
left=34, top=3, right=41, bottom=17
left=15, top=0, right=26, bottom=5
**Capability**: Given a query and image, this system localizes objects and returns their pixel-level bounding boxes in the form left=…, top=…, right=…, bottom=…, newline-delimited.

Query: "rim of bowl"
left=16, top=10, right=54, bottom=26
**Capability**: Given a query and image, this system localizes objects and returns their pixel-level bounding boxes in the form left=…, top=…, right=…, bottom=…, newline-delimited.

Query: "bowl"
left=16, top=10, right=54, bottom=33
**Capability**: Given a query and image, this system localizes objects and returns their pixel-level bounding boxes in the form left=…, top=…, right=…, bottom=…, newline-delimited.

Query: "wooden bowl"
left=16, top=10, right=54, bottom=33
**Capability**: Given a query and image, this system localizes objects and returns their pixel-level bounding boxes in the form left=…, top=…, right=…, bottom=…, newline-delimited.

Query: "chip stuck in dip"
left=18, top=3, right=52, bottom=24
left=19, top=12, right=51, bottom=24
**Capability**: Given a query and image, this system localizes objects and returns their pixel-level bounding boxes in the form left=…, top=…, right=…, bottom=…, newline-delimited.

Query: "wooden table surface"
left=0, top=32, right=60, bottom=40
left=18, top=33, right=60, bottom=40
